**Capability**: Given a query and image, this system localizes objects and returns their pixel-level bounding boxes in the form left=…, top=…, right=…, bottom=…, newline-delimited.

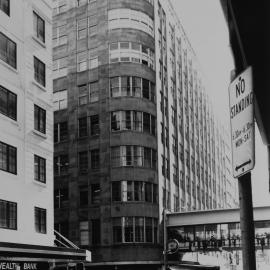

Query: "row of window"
left=111, top=111, right=156, bottom=135
left=0, top=139, right=46, bottom=183
left=111, top=146, right=157, bottom=169
left=78, top=115, right=99, bottom=138
left=0, top=199, right=46, bottom=233
left=112, top=217, right=158, bottom=243
left=108, top=9, right=154, bottom=37
left=77, top=17, right=98, bottom=40
left=110, top=76, right=155, bottom=102
left=112, top=181, right=158, bottom=203
left=109, top=42, right=155, bottom=69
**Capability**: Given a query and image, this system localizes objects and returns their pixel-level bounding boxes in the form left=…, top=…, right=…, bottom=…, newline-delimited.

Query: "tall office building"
left=0, top=0, right=54, bottom=246
left=53, top=0, right=238, bottom=268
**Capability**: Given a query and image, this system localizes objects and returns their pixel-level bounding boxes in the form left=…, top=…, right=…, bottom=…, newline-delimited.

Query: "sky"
left=170, top=0, right=270, bottom=206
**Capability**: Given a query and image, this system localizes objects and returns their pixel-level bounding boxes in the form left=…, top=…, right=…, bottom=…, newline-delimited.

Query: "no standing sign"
left=229, top=66, right=255, bottom=178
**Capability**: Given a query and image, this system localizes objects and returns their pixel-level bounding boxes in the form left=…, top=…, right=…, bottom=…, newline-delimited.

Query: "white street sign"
left=229, top=66, right=255, bottom=178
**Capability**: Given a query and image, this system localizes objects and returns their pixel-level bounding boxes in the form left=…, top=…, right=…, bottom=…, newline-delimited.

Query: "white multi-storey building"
left=0, top=0, right=54, bottom=246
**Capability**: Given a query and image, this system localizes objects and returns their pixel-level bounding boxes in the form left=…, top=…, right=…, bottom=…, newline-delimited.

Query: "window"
left=89, top=48, right=98, bottom=69
left=112, top=217, right=158, bottom=243
left=79, top=221, right=89, bottom=246
left=0, top=141, right=16, bottom=174
left=0, top=199, right=16, bottom=230
left=108, top=9, right=154, bottom=37
left=77, top=51, right=87, bottom=72
left=78, top=117, right=87, bottom=137
left=34, top=155, right=46, bottom=183
left=0, top=0, right=9, bottom=16
left=112, top=182, right=121, bottom=202
left=112, top=181, right=158, bottom=203
left=90, top=149, right=99, bottom=169
left=111, top=146, right=156, bottom=169
left=53, top=1, right=66, bottom=15
left=34, top=57, right=46, bottom=87
left=92, top=219, right=101, bottom=245
left=112, top=218, right=122, bottom=243
left=79, top=187, right=88, bottom=206
left=34, top=207, right=46, bottom=234
left=89, top=81, right=99, bottom=102
left=91, top=184, right=100, bottom=204
left=33, top=12, right=45, bottom=43
left=90, top=115, right=99, bottom=136
left=0, top=32, right=16, bottom=68
left=54, top=188, right=68, bottom=208
left=78, top=151, right=88, bottom=172
left=89, top=25, right=97, bottom=36
left=54, top=122, right=68, bottom=143
left=0, top=85, right=16, bottom=120
left=54, top=155, right=68, bottom=176
left=53, top=24, right=67, bottom=47
left=53, top=90, right=67, bottom=111
left=34, top=105, right=46, bottom=134
left=77, top=18, right=87, bottom=40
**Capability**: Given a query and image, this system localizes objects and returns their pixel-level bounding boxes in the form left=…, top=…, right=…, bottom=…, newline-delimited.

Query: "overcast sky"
left=170, top=0, right=270, bottom=206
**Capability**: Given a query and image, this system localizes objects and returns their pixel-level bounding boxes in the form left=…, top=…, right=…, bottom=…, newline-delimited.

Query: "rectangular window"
left=110, top=77, right=120, bottom=97
left=89, top=81, right=99, bottom=102
left=78, top=117, right=87, bottom=137
left=34, top=105, right=46, bottom=134
left=54, top=188, right=68, bottom=208
left=113, top=218, right=122, bottom=243
left=92, top=219, right=101, bottom=245
left=78, top=151, right=88, bottom=172
left=79, top=221, right=89, bottom=246
left=0, top=0, right=9, bottom=16
left=0, top=199, right=17, bottom=230
left=143, top=112, right=151, bottom=133
left=90, top=149, right=99, bottom=169
left=0, top=85, right=17, bottom=120
left=142, top=79, right=150, bottom=99
left=0, top=32, right=16, bottom=68
left=77, top=51, right=87, bottom=72
left=33, top=12, right=45, bottom=43
left=111, top=111, right=121, bottom=131
left=124, top=217, right=134, bottom=242
left=145, top=182, right=152, bottom=202
left=145, top=217, right=153, bottom=242
left=54, top=155, right=69, bottom=176
left=90, top=115, right=99, bottom=136
left=134, top=181, right=143, bottom=201
left=54, top=122, right=68, bottom=143
left=135, top=217, right=144, bottom=242
left=79, top=188, right=88, bottom=206
left=112, top=182, right=121, bottom=202
left=111, top=146, right=120, bottom=167
left=34, top=207, right=46, bottom=234
left=0, top=141, right=16, bottom=174
left=34, top=57, right=46, bottom=87
left=77, top=18, right=87, bottom=40
left=34, top=155, right=46, bottom=183
left=91, top=184, right=100, bottom=204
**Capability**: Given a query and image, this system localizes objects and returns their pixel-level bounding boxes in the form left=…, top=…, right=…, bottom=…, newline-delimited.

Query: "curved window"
left=111, top=146, right=156, bottom=169
left=112, top=181, right=158, bottom=203
left=111, top=111, right=156, bottom=136
left=110, top=76, right=155, bottom=102
left=109, top=42, right=155, bottom=69
left=108, top=9, right=154, bottom=37
left=112, top=217, right=158, bottom=243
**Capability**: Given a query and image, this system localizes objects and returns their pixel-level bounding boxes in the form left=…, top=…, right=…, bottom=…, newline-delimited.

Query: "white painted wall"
left=0, top=0, right=54, bottom=246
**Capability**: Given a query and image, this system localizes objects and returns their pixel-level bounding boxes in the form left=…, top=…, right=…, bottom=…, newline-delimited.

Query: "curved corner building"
left=52, top=0, right=238, bottom=269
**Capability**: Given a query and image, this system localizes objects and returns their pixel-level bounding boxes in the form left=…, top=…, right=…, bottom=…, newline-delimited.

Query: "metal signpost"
left=229, top=66, right=256, bottom=270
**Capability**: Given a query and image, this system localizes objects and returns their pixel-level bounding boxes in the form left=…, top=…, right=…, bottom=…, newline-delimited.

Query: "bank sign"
left=0, top=262, right=49, bottom=270
left=229, top=66, right=255, bottom=178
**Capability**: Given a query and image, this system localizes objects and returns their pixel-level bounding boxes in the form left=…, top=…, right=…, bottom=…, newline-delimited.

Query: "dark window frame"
left=0, top=199, right=17, bottom=230
left=0, top=85, right=17, bottom=120
left=0, top=0, right=10, bottom=16
left=34, top=154, right=46, bottom=183
left=33, top=11, right=45, bottom=43
left=0, top=140, right=17, bottom=174
left=34, top=206, right=46, bottom=234
left=34, top=104, right=46, bottom=134
left=34, top=56, right=46, bottom=87
left=0, top=32, right=16, bottom=68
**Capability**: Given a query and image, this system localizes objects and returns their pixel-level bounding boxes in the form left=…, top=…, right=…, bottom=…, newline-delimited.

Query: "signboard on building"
left=0, top=262, right=49, bottom=270
left=229, top=66, right=255, bottom=178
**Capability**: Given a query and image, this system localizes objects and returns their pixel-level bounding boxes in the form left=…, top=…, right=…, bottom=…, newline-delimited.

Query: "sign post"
left=229, top=66, right=256, bottom=270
